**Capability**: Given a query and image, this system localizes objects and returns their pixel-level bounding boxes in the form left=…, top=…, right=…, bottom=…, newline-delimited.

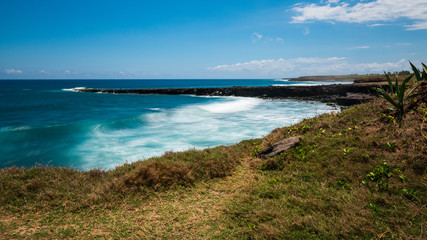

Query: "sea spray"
left=0, top=79, right=339, bottom=170
left=71, top=97, right=336, bottom=170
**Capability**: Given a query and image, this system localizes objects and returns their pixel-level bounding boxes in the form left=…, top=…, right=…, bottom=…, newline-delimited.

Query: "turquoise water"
left=0, top=79, right=338, bottom=170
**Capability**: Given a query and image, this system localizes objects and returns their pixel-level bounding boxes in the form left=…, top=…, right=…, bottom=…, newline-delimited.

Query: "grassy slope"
left=1, top=96, right=426, bottom=239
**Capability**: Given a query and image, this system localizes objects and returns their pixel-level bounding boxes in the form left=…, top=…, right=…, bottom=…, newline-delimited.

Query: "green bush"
left=362, top=162, right=392, bottom=192
left=374, top=61, right=426, bottom=122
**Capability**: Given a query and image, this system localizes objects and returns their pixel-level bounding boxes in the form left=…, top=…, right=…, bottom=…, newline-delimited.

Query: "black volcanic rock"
left=78, top=83, right=386, bottom=106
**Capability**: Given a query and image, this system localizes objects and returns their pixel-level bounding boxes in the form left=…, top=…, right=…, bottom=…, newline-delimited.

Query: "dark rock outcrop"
left=78, top=83, right=386, bottom=106
left=257, top=136, right=300, bottom=158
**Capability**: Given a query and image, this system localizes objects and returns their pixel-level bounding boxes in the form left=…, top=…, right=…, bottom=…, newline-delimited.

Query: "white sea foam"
left=62, top=87, right=86, bottom=92
left=0, top=126, right=30, bottom=132
left=71, top=97, right=338, bottom=170
left=198, top=97, right=261, bottom=113
left=147, top=108, right=162, bottom=111
left=272, top=84, right=309, bottom=87
left=190, top=95, right=219, bottom=98
left=272, top=83, right=323, bottom=86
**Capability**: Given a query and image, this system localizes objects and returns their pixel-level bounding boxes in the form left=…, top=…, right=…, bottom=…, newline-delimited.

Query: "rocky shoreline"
left=77, top=82, right=386, bottom=106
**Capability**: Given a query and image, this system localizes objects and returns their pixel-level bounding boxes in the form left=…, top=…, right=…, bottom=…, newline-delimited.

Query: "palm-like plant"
left=374, top=61, right=426, bottom=122
left=374, top=73, right=415, bottom=122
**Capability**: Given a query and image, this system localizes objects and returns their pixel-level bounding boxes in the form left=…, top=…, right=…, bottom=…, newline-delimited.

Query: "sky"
left=1, top=0, right=426, bottom=79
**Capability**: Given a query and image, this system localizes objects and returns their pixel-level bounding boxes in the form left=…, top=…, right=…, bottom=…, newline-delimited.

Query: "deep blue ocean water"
left=0, top=79, right=343, bottom=170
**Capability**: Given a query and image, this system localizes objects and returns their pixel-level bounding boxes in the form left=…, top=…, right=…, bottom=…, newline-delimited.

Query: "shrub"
left=251, top=145, right=260, bottom=157
left=374, top=61, right=426, bottom=122
left=122, top=161, right=194, bottom=190
left=362, top=162, right=392, bottom=192
left=119, top=145, right=244, bottom=191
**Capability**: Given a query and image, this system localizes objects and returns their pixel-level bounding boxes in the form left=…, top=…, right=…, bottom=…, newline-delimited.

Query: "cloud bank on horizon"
left=4, top=69, right=23, bottom=74
left=209, top=57, right=407, bottom=76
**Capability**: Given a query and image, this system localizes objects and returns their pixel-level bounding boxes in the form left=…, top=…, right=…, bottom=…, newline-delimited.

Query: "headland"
left=77, top=79, right=388, bottom=106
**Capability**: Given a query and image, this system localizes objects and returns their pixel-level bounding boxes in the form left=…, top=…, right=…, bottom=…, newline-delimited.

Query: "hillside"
left=0, top=85, right=426, bottom=239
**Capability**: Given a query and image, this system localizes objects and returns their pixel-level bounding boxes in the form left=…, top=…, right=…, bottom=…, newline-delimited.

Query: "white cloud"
left=348, top=45, right=370, bottom=49
left=275, top=37, right=284, bottom=43
left=251, top=32, right=263, bottom=42
left=406, top=21, right=427, bottom=30
left=208, top=57, right=408, bottom=76
left=303, top=27, right=310, bottom=35
left=397, top=42, right=412, bottom=46
left=368, top=23, right=385, bottom=27
left=291, top=0, right=427, bottom=30
left=263, top=36, right=285, bottom=43
left=5, top=69, right=23, bottom=74
left=252, top=32, right=284, bottom=43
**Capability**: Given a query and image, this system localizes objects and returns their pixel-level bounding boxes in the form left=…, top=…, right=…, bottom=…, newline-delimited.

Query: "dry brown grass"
left=0, top=159, right=259, bottom=239
left=114, top=143, right=254, bottom=193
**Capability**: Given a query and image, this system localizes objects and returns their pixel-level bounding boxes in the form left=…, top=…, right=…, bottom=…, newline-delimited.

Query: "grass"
left=0, top=89, right=426, bottom=239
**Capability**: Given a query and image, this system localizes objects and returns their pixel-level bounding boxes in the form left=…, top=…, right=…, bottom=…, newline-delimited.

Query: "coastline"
left=77, top=82, right=387, bottom=106
left=2, top=96, right=425, bottom=239
left=1, top=75, right=425, bottom=239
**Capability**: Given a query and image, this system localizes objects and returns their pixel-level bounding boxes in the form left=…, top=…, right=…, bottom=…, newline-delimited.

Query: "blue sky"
left=1, top=0, right=426, bottom=79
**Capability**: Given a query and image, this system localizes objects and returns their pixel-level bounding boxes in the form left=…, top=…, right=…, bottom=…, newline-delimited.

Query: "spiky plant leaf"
left=395, top=75, right=399, bottom=96
left=422, top=63, right=427, bottom=80
left=407, top=91, right=427, bottom=99
left=404, top=86, right=418, bottom=103
left=375, top=87, right=399, bottom=109
left=410, top=61, right=422, bottom=82
left=396, top=74, right=413, bottom=103
left=384, top=71, right=394, bottom=93
left=402, top=74, right=414, bottom=85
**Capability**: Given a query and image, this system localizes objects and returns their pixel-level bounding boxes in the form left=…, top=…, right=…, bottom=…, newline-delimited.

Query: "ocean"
left=0, top=79, right=345, bottom=170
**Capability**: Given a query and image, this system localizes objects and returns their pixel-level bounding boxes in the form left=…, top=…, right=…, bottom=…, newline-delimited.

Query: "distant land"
left=286, top=74, right=384, bottom=82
